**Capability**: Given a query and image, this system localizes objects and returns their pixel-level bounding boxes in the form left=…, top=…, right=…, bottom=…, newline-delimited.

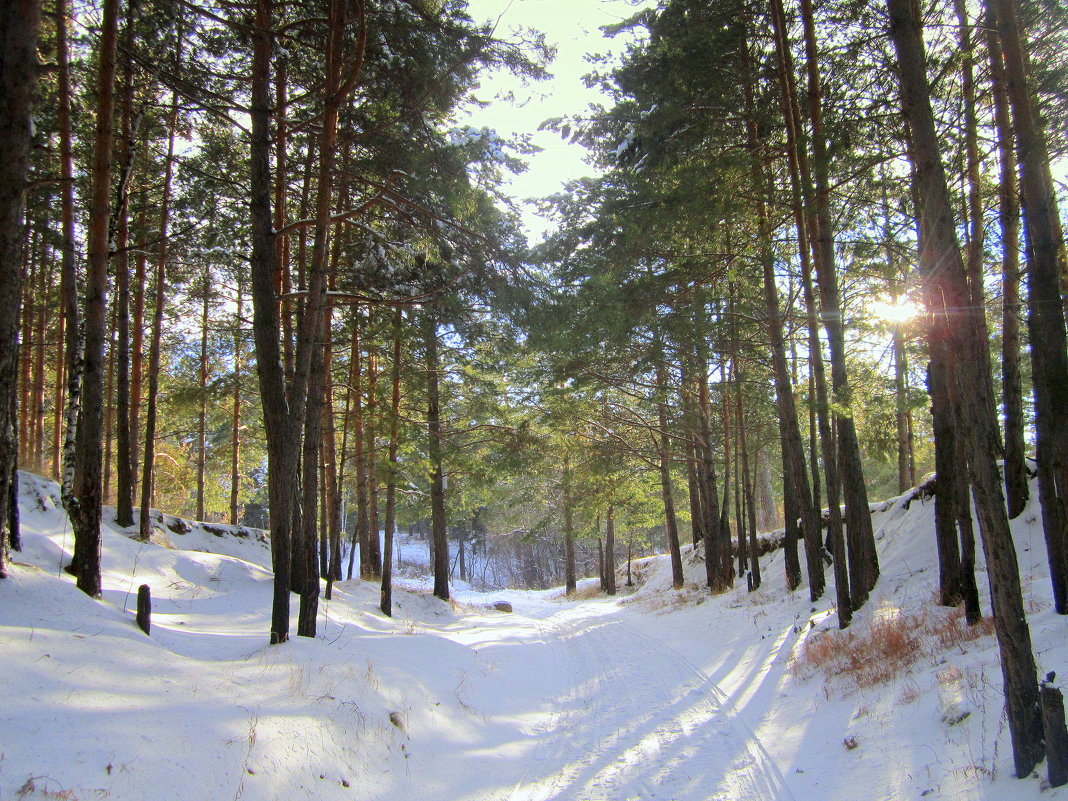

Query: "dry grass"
left=621, top=585, right=707, bottom=612
left=15, top=777, right=83, bottom=800
left=556, top=583, right=604, bottom=601
left=897, top=679, right=920, bottom=705
left=928, top=607, right=996, bottom=648
left=795, top=605, right=997, bottom=690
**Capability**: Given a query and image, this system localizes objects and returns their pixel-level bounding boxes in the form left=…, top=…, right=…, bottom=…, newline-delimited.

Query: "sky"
left=457, top=0, right=656, bottom=241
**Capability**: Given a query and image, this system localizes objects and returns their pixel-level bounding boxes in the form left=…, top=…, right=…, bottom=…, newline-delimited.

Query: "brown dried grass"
left=796, top=605, right=997, bottom=690
left=553, top=583, right=604, bottom=601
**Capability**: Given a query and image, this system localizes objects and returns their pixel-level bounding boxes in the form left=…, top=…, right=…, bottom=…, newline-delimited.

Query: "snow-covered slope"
left=619, top=480, right=1064, bottom=800
left=0, top=471, right=1064, bottom=800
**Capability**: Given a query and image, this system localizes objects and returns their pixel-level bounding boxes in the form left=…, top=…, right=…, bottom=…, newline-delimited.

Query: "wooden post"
left=1042, top=681, right=1068, bottom=787
left=136, top=584, right=151, bottom=635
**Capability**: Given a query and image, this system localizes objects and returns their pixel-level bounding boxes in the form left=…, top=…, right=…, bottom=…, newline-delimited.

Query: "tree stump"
left=1041, top=681, right=1068, bottom=787
left=136, top=584, right=151, bottom=635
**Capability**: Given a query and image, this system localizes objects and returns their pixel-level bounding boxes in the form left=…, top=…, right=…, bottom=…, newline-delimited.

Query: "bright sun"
left=867, top=298, right=921, bottom=325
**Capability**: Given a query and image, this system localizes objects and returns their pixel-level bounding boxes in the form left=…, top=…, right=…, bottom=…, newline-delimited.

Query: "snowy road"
left=447, top=599, right=794, bottom=801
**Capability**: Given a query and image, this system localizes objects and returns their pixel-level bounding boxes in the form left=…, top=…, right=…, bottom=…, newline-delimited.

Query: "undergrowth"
left=795, top=606, right=996, bottom=690
left=555, top=583, right=604, bottom=601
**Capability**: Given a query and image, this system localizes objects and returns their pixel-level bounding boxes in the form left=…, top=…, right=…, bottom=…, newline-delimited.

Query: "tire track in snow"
left=508, top=605, right=794, bottom=801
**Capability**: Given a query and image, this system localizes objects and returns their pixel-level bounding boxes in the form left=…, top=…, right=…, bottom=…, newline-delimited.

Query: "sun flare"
left=867, top=298, right=921, bottom=325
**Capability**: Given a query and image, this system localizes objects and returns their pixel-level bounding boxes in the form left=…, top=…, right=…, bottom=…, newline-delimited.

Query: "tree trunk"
left=769, top=0, right=832, bottom=605
left=130, top=206, right=147, bottom=497
left=682, top=376, right=703, bottom=549
left=380, top=309, right=402, bottom=616
left=321, top=314, right=339, bottom=584
left=102, top=303, right=116, bottom=504
left=604, top=505, right=617, bottom=596
left=562, top=452, right=578, bottom=594
left=741, top=25, right=814, bottom=594
left=112, top=2, right=138, bottom=529
left=196, top=276, right=209, bottom=522
left=655, top=358, right=684, bottom=590
left=297, top=318, right=325, bottom=638
left=70, top=0, right=120, bottom=596
left=888, top=0, right=1044, bottom=775
left=0, top=0, right=40, bottom=577
left=366, top=336, right=381, bottom=576
left=597, top=530, right=604, bottom=589
left=697, top=363, right=727, bottom=593
left=290, top=0, right=364, bottom=634
left=138, top=67, right=180, bottom=542
left=992, top=0, right=1068, bottom=616
left=274, top=55, right=293, bottom=381
left=735, top=371, right=762, bottom=592
left=339, top=310, right=358, bottom=581
left=57, top=0, right=81, bottom=520
left=796, top=0, right=877, bottom=604
left=882, top=181, right=913, bottom=496
left=986, top=18, right=1028, bottom=520
left=230, top=288, right=242, bottom=525
left=952, top=6, right=1001, bottom=624
left=30, top=253, right=48, bottom=474
left=944, top=34, right=986, bottom=629
left=718, top=352, right=735, bottom=584
left=51, top=292, right=65, bottom=481
left=351, top=314, right=370, bottom=579
left=893, top=318, right=911, bottom=495
left=113, top=184, right=133, bottom=525
left=424, top=307, right=449, bottom=601
left=957, top=0, right=1000, bottom=461
left=18, top=243, right=33, bottom=468
left=321, top=156, right=348, bottom=586
left=250, top=0, right=294, bottom=644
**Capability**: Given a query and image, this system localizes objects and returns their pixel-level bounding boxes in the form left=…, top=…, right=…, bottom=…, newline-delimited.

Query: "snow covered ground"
left=1, top=471, right=1065, bottom=800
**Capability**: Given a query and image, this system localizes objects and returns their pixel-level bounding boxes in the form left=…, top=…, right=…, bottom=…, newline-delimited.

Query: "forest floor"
left=1, top=471, right=1065, bottom=801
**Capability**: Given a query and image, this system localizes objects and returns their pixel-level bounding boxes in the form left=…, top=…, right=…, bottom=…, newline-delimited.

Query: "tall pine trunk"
left=138, top=63, right=180, bottom=542
left=947, top=0, right=986, bottom=627
left=352, top=315, right=370, bottom=579
left=196, top=276, right=209, bottom=522
left=0, top=0, right=41, bottom=576
left=291, top=0, right=365, bottom=634
left=604, top=505, right=617, bottom=596
left=130, top=206, right=147, bottom=498
left=696, top=362, right=726, bottom=593
left=741, top=24, right=816, bottom=594
left=735, top=369, right=762, bottom=592
left=380, top=308, right=402, bottom=616
left=562, top=452, right=578, bottom=594
left=71, top=0, right=120, bottom=596
left=986, top=17, right=1028, bottom=520
left=424, top=307, right=449, bottom=601
left=56, top=0, right=81, bottom=518
left=992, top=0, right=1068, bottom=615
left=769, top=0, right=833, bottom=607
left=112, top=2, right=138, bottom=529
left=888, top=0, right=1043, bottom=774
left=249, top=0, right=295, bottom=644
left=230, top=289, right=242, bottom=526
left=655, top=357, right=684, bottom=590
left=365, top=336, right=381, bottom=576
left=797, top=0, right=877, bottom=604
